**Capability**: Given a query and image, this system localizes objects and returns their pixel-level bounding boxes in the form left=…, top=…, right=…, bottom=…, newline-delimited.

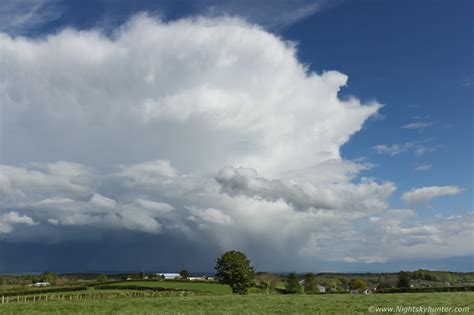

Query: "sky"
left=0, top=0, right=472, bottom=273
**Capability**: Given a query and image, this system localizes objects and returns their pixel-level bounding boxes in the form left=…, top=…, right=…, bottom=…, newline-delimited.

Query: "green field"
left=111, top=281, right=233, bottom=294
left=0, top=292, right=472, bottom=314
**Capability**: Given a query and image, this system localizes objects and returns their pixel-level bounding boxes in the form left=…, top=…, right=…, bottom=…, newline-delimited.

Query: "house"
left=189, top=275, right=215, bottom=281
left=157, top=273, right=180, bottom=280
left=189, top=276, right=207, bottom=281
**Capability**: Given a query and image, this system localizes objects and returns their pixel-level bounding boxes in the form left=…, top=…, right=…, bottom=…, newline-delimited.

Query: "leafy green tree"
left=377, top=281, right=392, bottom=289
left=349, top=278, right=368, bottom=292
left=397, top=271, right=411, bottom=288
left=215, top=250, right=255, bottom=294
left=97, top=274, right=108, bottom=282
left=41, top=272, right=58, bottom=284
left=303, top=273, right=319, bottom=293
left=286, top=272, right=302, bottom=293
left=180, top=270, right=189, bottom=280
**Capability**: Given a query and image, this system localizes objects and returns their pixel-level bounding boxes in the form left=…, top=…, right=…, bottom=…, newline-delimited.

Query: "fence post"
left=1, top=295, right=3, bottom=304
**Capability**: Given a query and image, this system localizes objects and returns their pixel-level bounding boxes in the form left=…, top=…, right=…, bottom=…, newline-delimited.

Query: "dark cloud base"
left=1, top=236, right=472, bottom=274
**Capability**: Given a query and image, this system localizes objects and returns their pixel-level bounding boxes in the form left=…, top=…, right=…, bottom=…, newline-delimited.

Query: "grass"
left=0, top=292, right=472, bottom=314
left=109, top=281, right=233, bottom=295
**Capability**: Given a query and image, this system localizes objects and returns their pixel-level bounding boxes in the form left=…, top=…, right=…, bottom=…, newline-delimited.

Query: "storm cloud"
left=0, top=14, right=471, bottom=271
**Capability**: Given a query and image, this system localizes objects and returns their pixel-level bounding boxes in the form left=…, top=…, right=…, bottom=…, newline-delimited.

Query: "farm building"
left=189, top=276, right=215, bottom=281
left=31, top=282, right=50, bottom=287
left=157, top=273, right=180, bottom=279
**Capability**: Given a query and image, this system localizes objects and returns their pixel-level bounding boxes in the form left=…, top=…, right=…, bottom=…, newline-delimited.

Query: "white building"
left=32, top=282, right=50, bottom=287
left=157, top=273, right=180, bottom=279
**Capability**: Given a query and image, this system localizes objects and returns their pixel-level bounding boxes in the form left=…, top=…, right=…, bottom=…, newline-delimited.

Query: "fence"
left=1, top=288, right=206, bottom=305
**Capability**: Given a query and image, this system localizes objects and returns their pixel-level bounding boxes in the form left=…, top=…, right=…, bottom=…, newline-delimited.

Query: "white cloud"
left=0, top=211, right=37, bottom=234
left=1, top=14, right=380, bottom=177
left=415, top=164, right=432, bottom=171
left=343, top=256, right=388, bottom=263
left=402, top=186, right=464, bottom=205
left=401, top=122, right=433, bottom=129
left=0, top=162, right=92, bottom=206
left=2, top=211, right=36, bottom=225
left=89, top=193, right=116, bottom=209
left=373, top=141, right=440, bottom=157
left=134, top=199, right=175, bottom=213
left=188, top=207, right=233, bottom=225
left=215, top=164, right=395, bottom=212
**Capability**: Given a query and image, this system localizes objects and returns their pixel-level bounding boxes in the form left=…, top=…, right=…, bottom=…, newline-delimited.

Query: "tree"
left=286, top=272, right=302, bottom=293
left=349, top=278, right=368, bottom=292
left=215, top=250, right=255, bottom=294
left=377, top=281, right=392, bottom=289
left=41, top=272, right=58, bottom=284
left=97, top=274, right=108, bottom=282
left=397, top=271, right=411, bottom=288
left=180, top=270, right=189, bottom=280
left=303, top=273, right=319, bottom=293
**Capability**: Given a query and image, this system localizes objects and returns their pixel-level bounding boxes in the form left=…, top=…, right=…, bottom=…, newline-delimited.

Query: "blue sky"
left=0, top=0, right=472, bottom=273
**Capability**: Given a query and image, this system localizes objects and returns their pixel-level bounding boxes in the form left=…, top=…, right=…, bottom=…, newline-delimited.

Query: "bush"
left=349, top=279, right=368, bottom=292
left=257, top=273, right=278, bottom=293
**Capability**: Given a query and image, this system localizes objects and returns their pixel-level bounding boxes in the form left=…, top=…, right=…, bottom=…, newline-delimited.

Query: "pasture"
left=0, top=291, right=472, bottom=314
left=110, top=280, right=233, bottom=294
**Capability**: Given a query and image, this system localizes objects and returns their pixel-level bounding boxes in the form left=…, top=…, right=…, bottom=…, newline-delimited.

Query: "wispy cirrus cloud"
left=401, top=121, right=433, bottom=129
left=204, top=0, right=343, bottom=30
left=0, top=0, right=63, bottom=34
left=373, top=140, right=441, bottom=157
left=415, top=164, right=432, bottom=172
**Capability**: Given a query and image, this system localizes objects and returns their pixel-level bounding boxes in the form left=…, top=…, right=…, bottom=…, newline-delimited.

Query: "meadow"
left=110, top=280, right=233, bottom=294
left=0, top=292, right=472, bottom=314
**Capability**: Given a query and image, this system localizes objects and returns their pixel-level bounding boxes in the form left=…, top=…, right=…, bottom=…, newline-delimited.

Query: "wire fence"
left=0, top=290, right=199, bottom=305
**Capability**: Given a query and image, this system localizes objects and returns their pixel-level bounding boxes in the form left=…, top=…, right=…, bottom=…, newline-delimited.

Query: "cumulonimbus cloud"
left=0, top=14, right=469, bottom=266
left=0, top=14, right=380, bottom=176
